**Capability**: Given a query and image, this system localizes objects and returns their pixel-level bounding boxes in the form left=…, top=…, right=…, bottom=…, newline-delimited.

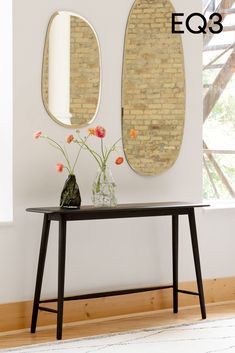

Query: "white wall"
left=0, top=0, right=13, bottom=222
left=0, top=0, right=234, bottom=304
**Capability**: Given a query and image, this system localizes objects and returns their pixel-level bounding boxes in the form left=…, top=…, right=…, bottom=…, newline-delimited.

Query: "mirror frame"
left=42, top=11, right=102, bottom=129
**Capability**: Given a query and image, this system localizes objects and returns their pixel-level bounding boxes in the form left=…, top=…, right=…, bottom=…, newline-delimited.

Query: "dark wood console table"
left=26, top=202, right=208, bottom=340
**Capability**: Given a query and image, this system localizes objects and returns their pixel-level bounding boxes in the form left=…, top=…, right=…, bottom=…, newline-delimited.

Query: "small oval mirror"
left=42, top=11, right=101, bottom=128
left=122, top=0, right=185, bottom=175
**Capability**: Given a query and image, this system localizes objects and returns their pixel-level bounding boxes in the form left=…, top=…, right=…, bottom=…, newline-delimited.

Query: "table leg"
left=31, top=214, right=51, bottom=333
left=172, top=215, right=179, bottom=313
left=188, top=208, right=206, bottom=319
left=57, top=217, right=67, bottom=340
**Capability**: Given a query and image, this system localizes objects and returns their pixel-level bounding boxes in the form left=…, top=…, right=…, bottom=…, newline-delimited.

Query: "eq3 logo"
left=172, top=13, right=223, bottom=34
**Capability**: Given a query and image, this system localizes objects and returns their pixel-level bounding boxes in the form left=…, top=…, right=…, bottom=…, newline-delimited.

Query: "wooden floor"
left=1, top=301, right=235, bottom=349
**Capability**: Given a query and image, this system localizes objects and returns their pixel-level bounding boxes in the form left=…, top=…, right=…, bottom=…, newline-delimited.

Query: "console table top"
left=26, top=202, right=209, bottom=215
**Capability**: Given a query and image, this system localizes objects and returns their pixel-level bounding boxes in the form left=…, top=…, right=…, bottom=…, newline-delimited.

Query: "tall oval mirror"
left=122, top=0, right=185, bottom=175
left=42, top=11, right=101, bottom=128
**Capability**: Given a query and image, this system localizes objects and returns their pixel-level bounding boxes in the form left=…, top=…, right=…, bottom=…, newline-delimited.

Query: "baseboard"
left=1, top=277, right=235, bottom=333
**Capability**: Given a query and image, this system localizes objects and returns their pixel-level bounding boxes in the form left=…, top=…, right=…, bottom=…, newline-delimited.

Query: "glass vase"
left=60, top=174, right=81, bottom=208
left=92, top=165, right=117, bottom=207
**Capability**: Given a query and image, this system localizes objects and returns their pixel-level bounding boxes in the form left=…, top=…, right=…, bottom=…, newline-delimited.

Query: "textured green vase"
left=60, top=174, right=81, bottom=208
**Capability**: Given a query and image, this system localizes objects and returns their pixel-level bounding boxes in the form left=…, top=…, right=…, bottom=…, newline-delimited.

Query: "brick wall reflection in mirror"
left=122, top=0, right=185, bottom=175
left=42, top=12, right=100, bottom=128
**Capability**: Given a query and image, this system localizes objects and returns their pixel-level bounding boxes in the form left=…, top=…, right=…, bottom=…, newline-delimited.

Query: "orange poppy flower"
left=130, top=129, right=137, bottom=139
left=67, top=135, right=74, bottom=144
left=88, top=128, right=96, bottom=135
left=115, top=157, right=124, bottom=165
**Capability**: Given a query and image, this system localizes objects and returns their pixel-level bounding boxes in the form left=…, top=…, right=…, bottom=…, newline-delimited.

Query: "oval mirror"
left=42, top=11, right=101, bottom=128
left=122, top=0, right=185, bottom=175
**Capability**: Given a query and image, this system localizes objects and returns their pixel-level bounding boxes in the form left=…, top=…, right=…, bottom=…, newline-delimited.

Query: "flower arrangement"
left=34, top=126, right=137, bottom=207
left=73, top=126, right=125, bottom=205
left=34, top=131, right=81, bottom=175
left=34, top=130, right=85, bottom=208
left=34, top=126, right=128, bottom=175
left=74, top=126, right=124, bottom=178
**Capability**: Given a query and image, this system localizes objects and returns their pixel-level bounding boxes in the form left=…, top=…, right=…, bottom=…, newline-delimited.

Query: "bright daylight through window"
left=203, top=0, right=235, bottom=201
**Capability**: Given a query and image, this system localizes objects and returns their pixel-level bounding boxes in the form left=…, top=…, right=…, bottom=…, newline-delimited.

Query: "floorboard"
left=1, top=301, right=235, bottom=349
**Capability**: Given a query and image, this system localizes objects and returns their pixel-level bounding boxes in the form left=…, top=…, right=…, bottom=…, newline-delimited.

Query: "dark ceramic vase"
left=60, top=174, right=81, bottom=208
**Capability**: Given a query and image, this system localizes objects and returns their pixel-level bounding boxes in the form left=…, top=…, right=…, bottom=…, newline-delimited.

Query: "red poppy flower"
left=34, top=131, right=42, bottom=139
left=95, top=126, right=106, bottom=138
left=56, top=163, right=64, bottom=172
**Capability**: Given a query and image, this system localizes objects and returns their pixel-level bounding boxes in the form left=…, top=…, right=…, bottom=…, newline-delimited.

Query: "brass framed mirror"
left=42, top=11, right=101, bottom=128
left=122, top=0, right=185, bottom=176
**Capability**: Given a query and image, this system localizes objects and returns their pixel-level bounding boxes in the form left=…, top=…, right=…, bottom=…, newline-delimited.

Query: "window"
left=0, top=0, right=13, bottom=221
left=203, top=0, right=235, bottom=201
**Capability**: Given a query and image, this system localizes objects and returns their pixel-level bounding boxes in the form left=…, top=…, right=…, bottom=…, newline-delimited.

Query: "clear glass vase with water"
left=92, top=165, right=117, bottom=207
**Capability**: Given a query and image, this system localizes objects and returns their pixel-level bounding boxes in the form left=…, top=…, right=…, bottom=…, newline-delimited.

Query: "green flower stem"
left=64, top=166, right=70, bottom=174
left=83, top=141, right=103, bottom=163
left=95, top=165, right=107, bottom=193
left=102, top=164, right=107, bottom=181
left=42, top=136, right=72, bottom=173
left=96, top=171, right=102, bottom=193
left=101, top=139, right=105, bottom=160
left=63, top=145, right=73, bottom=172
left=104, top=138, right=121, bottom=165
left=71, top=135, right=90, bottom=173
left=75, top=138, right=103, bottom=169
left=76, top=141, right=102, bottom=166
